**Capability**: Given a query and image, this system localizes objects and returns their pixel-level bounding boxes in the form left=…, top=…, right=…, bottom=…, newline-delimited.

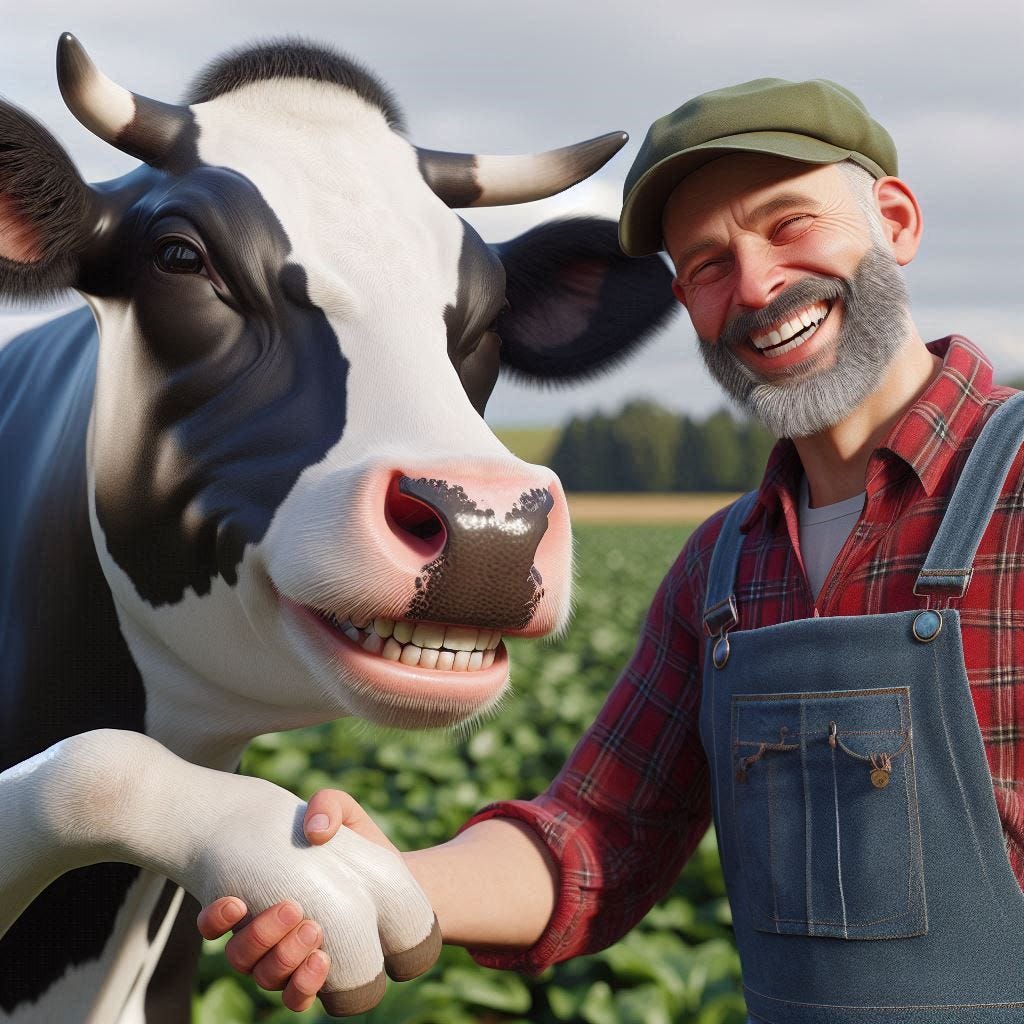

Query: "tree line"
left=548, top=400, right=776, bottom=492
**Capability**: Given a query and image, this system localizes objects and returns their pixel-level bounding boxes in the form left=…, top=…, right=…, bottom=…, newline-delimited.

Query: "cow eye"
left=155, top=239, right=207, bottom=275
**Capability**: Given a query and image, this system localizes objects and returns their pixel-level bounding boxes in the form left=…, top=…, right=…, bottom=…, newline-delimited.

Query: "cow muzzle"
left=272, top=458, right=571, bottom=725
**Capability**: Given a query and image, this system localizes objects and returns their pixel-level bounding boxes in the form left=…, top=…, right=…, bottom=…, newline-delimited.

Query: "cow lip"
left=279, top=593, right=507, bottom=677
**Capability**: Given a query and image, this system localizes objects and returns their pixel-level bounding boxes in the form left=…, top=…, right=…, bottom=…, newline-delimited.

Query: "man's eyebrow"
left=673, top=237, right=719, bottom=268
left=748, top=191, right=821, bottom=223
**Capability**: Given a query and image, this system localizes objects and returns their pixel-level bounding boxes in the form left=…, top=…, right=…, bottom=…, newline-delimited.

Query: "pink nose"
left=364, top=461, right=571, bottom=635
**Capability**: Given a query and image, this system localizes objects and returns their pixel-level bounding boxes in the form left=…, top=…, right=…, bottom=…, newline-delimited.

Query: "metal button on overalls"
left=699, top=392, right=1024, bottom=1023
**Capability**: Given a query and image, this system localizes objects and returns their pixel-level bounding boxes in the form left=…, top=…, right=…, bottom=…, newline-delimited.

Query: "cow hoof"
left=384, top=915, right=442, bottom=981
left=319, top=971, right=387, bottom=1016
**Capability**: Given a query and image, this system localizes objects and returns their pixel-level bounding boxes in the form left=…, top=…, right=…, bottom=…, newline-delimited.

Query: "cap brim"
left=619, top=131, right=883, bottom=257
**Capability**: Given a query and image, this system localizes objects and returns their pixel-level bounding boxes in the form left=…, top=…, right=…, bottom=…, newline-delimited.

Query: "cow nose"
left=392, top=475, right=555, bottom=632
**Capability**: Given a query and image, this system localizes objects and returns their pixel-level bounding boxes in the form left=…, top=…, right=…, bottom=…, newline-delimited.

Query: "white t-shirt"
left=797, top=475, right=866, bottom=600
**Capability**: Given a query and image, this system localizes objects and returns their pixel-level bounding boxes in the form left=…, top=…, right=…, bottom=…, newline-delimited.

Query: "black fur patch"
left=184, top=39, right=405, bottom=133
left=0, top=102, right=95, bottom=299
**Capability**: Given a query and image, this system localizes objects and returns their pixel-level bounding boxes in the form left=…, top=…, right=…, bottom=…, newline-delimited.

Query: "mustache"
left=712, top=275, right=849, bottom=351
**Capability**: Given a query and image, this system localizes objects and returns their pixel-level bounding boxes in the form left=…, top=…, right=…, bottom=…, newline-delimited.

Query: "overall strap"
left=915, top=390, right=1024, bottom=599
left=703, top=490, right=760, bottom=638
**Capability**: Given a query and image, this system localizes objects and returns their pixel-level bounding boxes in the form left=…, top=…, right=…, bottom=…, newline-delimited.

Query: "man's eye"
left=689, top=259, right=730, bottom=285
left=155, top=239, right=207, bottom=275
left=772, top=215, right=812, bottom=243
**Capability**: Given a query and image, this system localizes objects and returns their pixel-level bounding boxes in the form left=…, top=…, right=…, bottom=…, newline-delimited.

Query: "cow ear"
left=0, top=101, right=98, bottom=300
left=493, top=217, right=676, bottom=383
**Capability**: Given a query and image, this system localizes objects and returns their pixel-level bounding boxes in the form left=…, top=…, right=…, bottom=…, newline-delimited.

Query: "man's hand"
left=198, top=898, right=331, bottom=1013
left=197, top=789, right=414, bottom=1016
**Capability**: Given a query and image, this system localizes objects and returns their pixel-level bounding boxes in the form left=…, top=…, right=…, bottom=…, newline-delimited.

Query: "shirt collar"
left=743, top=336, right=996, bottom=531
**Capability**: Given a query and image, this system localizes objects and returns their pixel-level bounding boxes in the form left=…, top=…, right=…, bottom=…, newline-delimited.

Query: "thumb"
left=303, top=789, right=397, bottom=854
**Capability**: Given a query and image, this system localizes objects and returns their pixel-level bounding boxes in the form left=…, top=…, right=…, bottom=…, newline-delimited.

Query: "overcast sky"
left=1, top=0, right=1021, bottom=426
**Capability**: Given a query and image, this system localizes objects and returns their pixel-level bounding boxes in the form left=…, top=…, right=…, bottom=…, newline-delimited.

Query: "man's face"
left=663, top=154, right=912, bottom=438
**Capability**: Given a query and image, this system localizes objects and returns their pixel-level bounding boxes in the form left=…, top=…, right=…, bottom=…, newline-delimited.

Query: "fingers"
left=282, top=950, right=331, bottom=1013
left=197, top=897, right=248, bottom=940
left=224, top=902, right=319, bottom=982
left=303, top=789, right=397, bottom=853
left=251, top=918, right=325, bottom=992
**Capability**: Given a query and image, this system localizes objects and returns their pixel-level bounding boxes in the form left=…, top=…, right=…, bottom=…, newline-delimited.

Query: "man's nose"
left=732, top=239, right=786, bottom=309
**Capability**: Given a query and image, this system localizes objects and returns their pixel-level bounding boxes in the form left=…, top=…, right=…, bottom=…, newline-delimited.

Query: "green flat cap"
left=619, top=78, right=897, bottom=256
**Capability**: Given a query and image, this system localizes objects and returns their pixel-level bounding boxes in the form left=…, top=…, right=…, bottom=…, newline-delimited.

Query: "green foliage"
left=549, top=400, right=773, bottom=492
left=197, top=524, right=744, bottom=1023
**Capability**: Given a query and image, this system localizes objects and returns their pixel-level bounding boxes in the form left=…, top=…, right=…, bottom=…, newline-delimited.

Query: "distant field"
left=493, top=425, right=560, bottom=465
left=567, top=491, right=741, bottom=523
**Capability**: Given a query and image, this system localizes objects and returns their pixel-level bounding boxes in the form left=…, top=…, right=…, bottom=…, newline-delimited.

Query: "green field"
left=194, top=523, right=744, bottom=1024
left=493, top=426, right=561, bottom=467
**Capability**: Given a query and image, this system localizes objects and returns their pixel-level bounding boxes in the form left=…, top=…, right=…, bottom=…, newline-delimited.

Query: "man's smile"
left=749, top=301, right=833, bottom=359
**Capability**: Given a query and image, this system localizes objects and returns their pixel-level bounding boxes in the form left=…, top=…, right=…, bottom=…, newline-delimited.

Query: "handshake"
left=196, top=788, right=440, bottom=1016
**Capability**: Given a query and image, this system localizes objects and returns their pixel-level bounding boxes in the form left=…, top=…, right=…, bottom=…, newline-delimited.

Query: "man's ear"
left=671, top=276, right=688, bottom=308
left=0, top=101, right=99, bottom=300
left=874, top=177, right=922, bottom=267
left=493, top=217, right=676, bottom=383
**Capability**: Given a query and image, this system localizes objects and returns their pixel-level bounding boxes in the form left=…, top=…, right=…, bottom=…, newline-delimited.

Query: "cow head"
left=0, top=36, right=674, bottom=738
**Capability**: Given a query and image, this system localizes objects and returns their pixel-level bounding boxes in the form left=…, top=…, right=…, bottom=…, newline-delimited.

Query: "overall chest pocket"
left=730, top=687, right=926, bottom=939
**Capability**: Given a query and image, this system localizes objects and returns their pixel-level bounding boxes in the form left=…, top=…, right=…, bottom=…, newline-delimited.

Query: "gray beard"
left=698, top=244, right=913, bottom=438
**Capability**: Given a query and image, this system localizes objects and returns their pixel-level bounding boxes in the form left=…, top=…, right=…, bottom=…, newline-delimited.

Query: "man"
left=202, top=80, right=1024, bottom=1019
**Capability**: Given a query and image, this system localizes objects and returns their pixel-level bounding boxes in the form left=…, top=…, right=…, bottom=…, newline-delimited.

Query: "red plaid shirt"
left=466, top=336, right=1024, bottom=973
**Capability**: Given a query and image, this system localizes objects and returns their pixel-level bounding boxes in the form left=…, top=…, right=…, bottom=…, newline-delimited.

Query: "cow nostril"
left=385, top=475, right=446, bottom=555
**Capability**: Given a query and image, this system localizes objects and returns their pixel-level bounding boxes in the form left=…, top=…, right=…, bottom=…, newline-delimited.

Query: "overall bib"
left=699, top=392, right=1024, bottom=1023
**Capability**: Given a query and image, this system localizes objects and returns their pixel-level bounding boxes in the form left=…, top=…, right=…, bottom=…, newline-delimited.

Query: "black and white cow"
left=0, top=35, right=673, bottom=1021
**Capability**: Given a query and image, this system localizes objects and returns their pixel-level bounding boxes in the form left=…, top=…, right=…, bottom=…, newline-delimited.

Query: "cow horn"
left=56, top=33, right=193, bottom=167
left=416, top=131, right=628, bottom=209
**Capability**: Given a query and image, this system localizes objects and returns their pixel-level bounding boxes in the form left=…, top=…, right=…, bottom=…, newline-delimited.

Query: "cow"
left=0, top=33, right=674, bottom=1023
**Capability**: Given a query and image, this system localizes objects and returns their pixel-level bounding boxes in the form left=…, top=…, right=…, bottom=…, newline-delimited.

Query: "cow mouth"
left=311, top=609, right=502, bottom=672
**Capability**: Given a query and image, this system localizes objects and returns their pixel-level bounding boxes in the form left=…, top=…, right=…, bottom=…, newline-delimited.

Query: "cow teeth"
left=419, top=648, right=440, bottom=669
left=468, top=651, right=483, bottom=671
left=344, top=625, right=362, bottom=643
left=453, top=650, right=472, bottom=671
left=382, top=638, right=403, bottom=661
left=445, top=626, right=479, bottom=652
left=412, top=623, right=445, bottom=649
left=437, top=651, right=456, bottom=671
left=393, top=620, right=415, bottom=643
left=374, top=618, right=394, bottom=639
left=351, top=615, right=371, bottom=629
left=400, top=644, right=423, bottom=666
left=486, top=631, right=501, bottom=650
left=362, top=633, right=384, bottom=655
left=482, top=649, right=496, bottom=668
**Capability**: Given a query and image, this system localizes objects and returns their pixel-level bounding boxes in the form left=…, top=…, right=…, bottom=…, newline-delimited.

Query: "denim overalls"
left=699, top=392, right=1024, bottom=1023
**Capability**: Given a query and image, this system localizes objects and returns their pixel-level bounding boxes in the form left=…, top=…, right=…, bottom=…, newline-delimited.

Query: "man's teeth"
left=750, top=302, right=830, bottom=358
left=318, top=611, right=501, bottom=670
